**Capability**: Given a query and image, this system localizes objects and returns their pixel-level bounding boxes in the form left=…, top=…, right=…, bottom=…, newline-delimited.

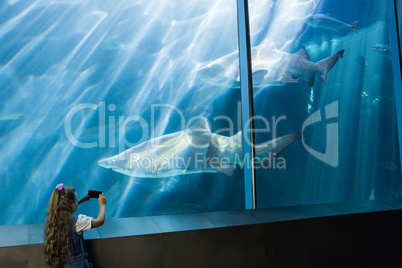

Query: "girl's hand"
left=98, top=193, right=107, bottom=205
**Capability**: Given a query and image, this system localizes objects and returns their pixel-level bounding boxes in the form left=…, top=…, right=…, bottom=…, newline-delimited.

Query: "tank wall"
left=0, top=0, right=401, bottom=226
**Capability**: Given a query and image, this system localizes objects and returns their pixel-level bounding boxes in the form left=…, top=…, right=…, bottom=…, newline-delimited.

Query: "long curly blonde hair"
left=44, top=185, right=76, bottom=267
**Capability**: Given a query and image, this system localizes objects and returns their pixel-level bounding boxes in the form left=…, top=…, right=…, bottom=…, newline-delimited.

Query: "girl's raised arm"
left=91, top=193, right=107, bottom=228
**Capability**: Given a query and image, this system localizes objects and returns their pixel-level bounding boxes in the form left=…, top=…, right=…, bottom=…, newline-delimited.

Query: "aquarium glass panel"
left=0, top=0, right=244, bottom=225
left=248, top=0, right=401, bottom=207
left=397, top=0, right=402, bottom=50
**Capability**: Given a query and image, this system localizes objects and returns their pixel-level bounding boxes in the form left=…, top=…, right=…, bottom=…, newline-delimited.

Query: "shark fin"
left=233, top=131, right=242, bottom=139
left=252, top=70, right=268, bottom=86
left=317, top=49, right=344, bottom=84
left=234, top=69, right=240, bottom=83
left=319, top=73, right=326, bottom=84
left=189, top=117, right=211, bottom=132
left=212, top=165, right=236, bottom=176
left=295, top=49, right=308, bottom=59
left=258, top=37, right=277, bottom=51
left=229, top=131, right=243, bottom=148
left=307, top=76, right=315, bottom=87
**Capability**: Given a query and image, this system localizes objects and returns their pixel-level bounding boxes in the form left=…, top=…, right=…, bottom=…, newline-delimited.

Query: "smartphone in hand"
left=88, top=190, right=103, bottom=198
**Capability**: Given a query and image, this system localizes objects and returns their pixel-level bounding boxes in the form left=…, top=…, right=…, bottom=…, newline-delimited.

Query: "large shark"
left=196, top=38, right=344, bottom=88
left=98, top=117, right=302, bottom=177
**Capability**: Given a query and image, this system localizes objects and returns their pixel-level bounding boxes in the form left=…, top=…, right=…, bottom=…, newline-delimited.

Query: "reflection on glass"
left=248, top=0, right=401, bottom=207
left=0, top=0, right=244, bottom=225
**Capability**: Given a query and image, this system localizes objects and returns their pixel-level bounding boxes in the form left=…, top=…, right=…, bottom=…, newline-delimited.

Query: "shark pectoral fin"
left=212, top=165, right=236, bottom=177
left=295, top=49, right=309, bottom=59
left=252, top=70, right=268, bottom=85
left=189, top=117, right=211, bottom=132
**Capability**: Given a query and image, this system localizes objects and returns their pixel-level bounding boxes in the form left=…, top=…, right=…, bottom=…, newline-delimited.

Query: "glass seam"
left=237, top=0, right=257, bottom=209
left=387, top=0, right=402, bottom=178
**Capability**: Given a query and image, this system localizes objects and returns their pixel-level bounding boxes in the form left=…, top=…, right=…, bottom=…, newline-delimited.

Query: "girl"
left=44, top=183, right=107, bottom=267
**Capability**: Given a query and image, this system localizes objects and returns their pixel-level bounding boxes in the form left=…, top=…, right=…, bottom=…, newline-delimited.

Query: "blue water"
left=0, top=0, right=400, bottom=226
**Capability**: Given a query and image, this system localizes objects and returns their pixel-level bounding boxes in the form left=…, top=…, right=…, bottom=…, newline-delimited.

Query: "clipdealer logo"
left=64, top=101, right=340, bottom=169
left=301, top=100, right=339, bottom=167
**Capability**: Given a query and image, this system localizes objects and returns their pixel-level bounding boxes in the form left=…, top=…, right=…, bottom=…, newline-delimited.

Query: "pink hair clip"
left=56, top=183, right=64, bottom=191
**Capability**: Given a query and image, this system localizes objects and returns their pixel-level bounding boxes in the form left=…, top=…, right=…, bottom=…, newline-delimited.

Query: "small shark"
left=372, top=44, right=392, bottom=59
left=98, top=117, right=302, bottom=177
left=305, top=14, right=359, bottom=34
left=379, top=161, right=399, bottom=171
left=259, top=47, right=344, bottom=87
left=196, top=38, right=344, bottom=88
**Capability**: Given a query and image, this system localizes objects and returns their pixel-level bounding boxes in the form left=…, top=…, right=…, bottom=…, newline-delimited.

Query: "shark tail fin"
left=254, top=131, right=303, bottom=159
left=317, top=50, right=345, bottom=84
left=271, top=131, right=303, bottom=156
left=294, top=131, right=303, bottom=139
left=352, top=20, right=359, bottom=34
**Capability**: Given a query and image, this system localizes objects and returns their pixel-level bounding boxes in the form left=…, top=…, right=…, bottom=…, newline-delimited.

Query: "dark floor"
left=1, top=199, right=402, bottom=267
